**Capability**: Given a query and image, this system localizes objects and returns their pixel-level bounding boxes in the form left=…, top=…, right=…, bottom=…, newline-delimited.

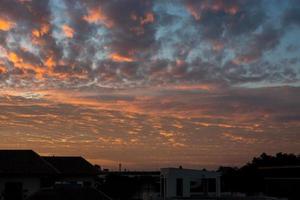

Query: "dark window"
left=176, top=178, right=183, bottom=196
left=208, top=178, right=216, bottom=192
left=190, top=180, right=204, bottom=193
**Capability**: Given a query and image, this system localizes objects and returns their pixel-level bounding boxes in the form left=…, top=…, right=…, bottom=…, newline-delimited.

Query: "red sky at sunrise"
left=0, top=0, right=300, bottom=170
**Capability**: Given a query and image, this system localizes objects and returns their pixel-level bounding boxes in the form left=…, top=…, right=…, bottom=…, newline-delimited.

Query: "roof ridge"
left=40, top=156, right=61, bottom=174
left=31, top=151, right=61, bottom=174
left=0, top=149, right=60, bottom=175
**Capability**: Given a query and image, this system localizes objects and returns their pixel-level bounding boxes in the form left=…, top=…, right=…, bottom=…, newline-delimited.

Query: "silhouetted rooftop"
left=42, top=156, right=99, bottom=176
left=0, top=150, right=58, bottom=176
left=0, top=150, right=99, bottom=177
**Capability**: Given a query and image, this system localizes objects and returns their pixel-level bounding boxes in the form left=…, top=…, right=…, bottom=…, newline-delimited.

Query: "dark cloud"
left=283, top=0, right=300, bottom=27
left=184, top=0, right=265, bottom=38
left=234, top=25, right=283, bottom=63
left=79, top=0, right=155, bottom=57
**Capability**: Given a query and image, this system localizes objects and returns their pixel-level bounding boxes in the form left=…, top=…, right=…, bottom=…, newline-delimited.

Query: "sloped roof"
left=42, top=156, right=99, bottom=176
left=0, top=150, right=59, bottom=176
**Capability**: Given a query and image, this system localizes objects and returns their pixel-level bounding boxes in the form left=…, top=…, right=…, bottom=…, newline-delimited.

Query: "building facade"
left=160, top=168, right=221, bottom=199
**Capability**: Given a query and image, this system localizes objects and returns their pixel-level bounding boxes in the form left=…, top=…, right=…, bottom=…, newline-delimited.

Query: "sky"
left=0, top=0, right=300, bottom=170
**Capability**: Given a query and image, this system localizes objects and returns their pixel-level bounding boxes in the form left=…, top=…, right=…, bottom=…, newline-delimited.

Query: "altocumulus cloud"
left=0, top=0, right=300, bottom=169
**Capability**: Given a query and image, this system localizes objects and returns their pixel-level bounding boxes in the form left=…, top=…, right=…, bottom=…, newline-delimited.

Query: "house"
left=42, top=156, right=99, bottom=187
left=98, top=171, right=160, bottom=200
left=0, top=150, right=58, bottom=200
left=160, top=167, right=221, bottom=199
left=0, top=150, right=100, bottom=200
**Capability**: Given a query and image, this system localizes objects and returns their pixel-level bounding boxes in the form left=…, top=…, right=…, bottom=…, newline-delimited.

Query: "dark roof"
left=42, top=156, right=99, bottom=176
left=101, top=171, right=160, bottom=177
left=0, top=150, right=58, bottom=176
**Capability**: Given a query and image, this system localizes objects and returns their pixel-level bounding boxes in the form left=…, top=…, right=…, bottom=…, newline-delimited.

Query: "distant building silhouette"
left=1, top=150, right=297, bottom=200
left=99, top=170, right=160, bottom=200
left=42, top=156, right=99, bottom=187
left=0, top=150, right=100, bottom=200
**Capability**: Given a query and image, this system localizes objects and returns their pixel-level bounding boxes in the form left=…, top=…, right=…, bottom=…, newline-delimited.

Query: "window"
left=208, top=178, right=216, bottom=192
left=160, top=177, right=165, bottom=198
left=190, top=180, right=204, bottom=193
left=176, top=178, right=183, bottom=197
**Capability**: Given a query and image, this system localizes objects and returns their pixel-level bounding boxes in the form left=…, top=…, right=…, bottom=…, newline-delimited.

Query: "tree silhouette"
left=218, top=152, right=300, bottom=198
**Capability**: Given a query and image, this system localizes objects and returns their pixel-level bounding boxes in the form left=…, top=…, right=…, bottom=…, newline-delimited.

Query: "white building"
left=160, top=167, right=221, bottom=199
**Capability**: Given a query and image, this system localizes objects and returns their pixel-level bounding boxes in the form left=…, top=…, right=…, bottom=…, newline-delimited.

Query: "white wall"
left=164, top=173, right=194, bottom=197
left=161, top=168, right=221, bottom=198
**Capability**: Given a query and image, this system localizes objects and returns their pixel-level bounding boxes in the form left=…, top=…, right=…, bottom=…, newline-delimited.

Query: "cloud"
left=62, top=24, right=74, bottom=38
left=0, top=17, right=16, bottom=31
left=83, top=7, right=114, bottom=28
left=283, top=1, right=300, bottom=27
left=233, top=25, right=283, bottom=64
left=1, top=85, right=300, bottom=168
left=109, top=53, right=134, bottom=63
left=222, top=132, right=257, bottom=144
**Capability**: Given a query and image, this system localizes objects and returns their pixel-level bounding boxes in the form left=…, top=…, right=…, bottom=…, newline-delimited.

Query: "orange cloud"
left=109, top=53, right=134, bottom=63
left=62, top=24, right=74, bottom=38
left=186, top=5, right=201, bottom=21
left=222, top=132, right=256, bottom=144
left=8, top=52, right=22, bottom=64
left=44, top=56, right=56, bottom=69
left=0, top=17, right=15, bottom=31
left=83, top=8, right=114, bottom=28
left=0, top=66, right=6, bottom=74
left=186, top=1, right=239, bottom=21
left=210, top=1, right=239, bottom=14
left=141, top=12, right=154, bottom=25
left=32, top=23, right=50, bottom=38
left=170, top=83, right=217, bottom=91
left=226, top=5, right=239, bottom=15
left=8, top=52, right=46, bottom=79
left=212, top=41, right=224, bottom=51
left=232, top=54, right=258, bottom=65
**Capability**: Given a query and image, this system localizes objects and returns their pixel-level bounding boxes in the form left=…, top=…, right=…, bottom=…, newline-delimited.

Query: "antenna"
left=119, top=163, right=122, bottom=172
